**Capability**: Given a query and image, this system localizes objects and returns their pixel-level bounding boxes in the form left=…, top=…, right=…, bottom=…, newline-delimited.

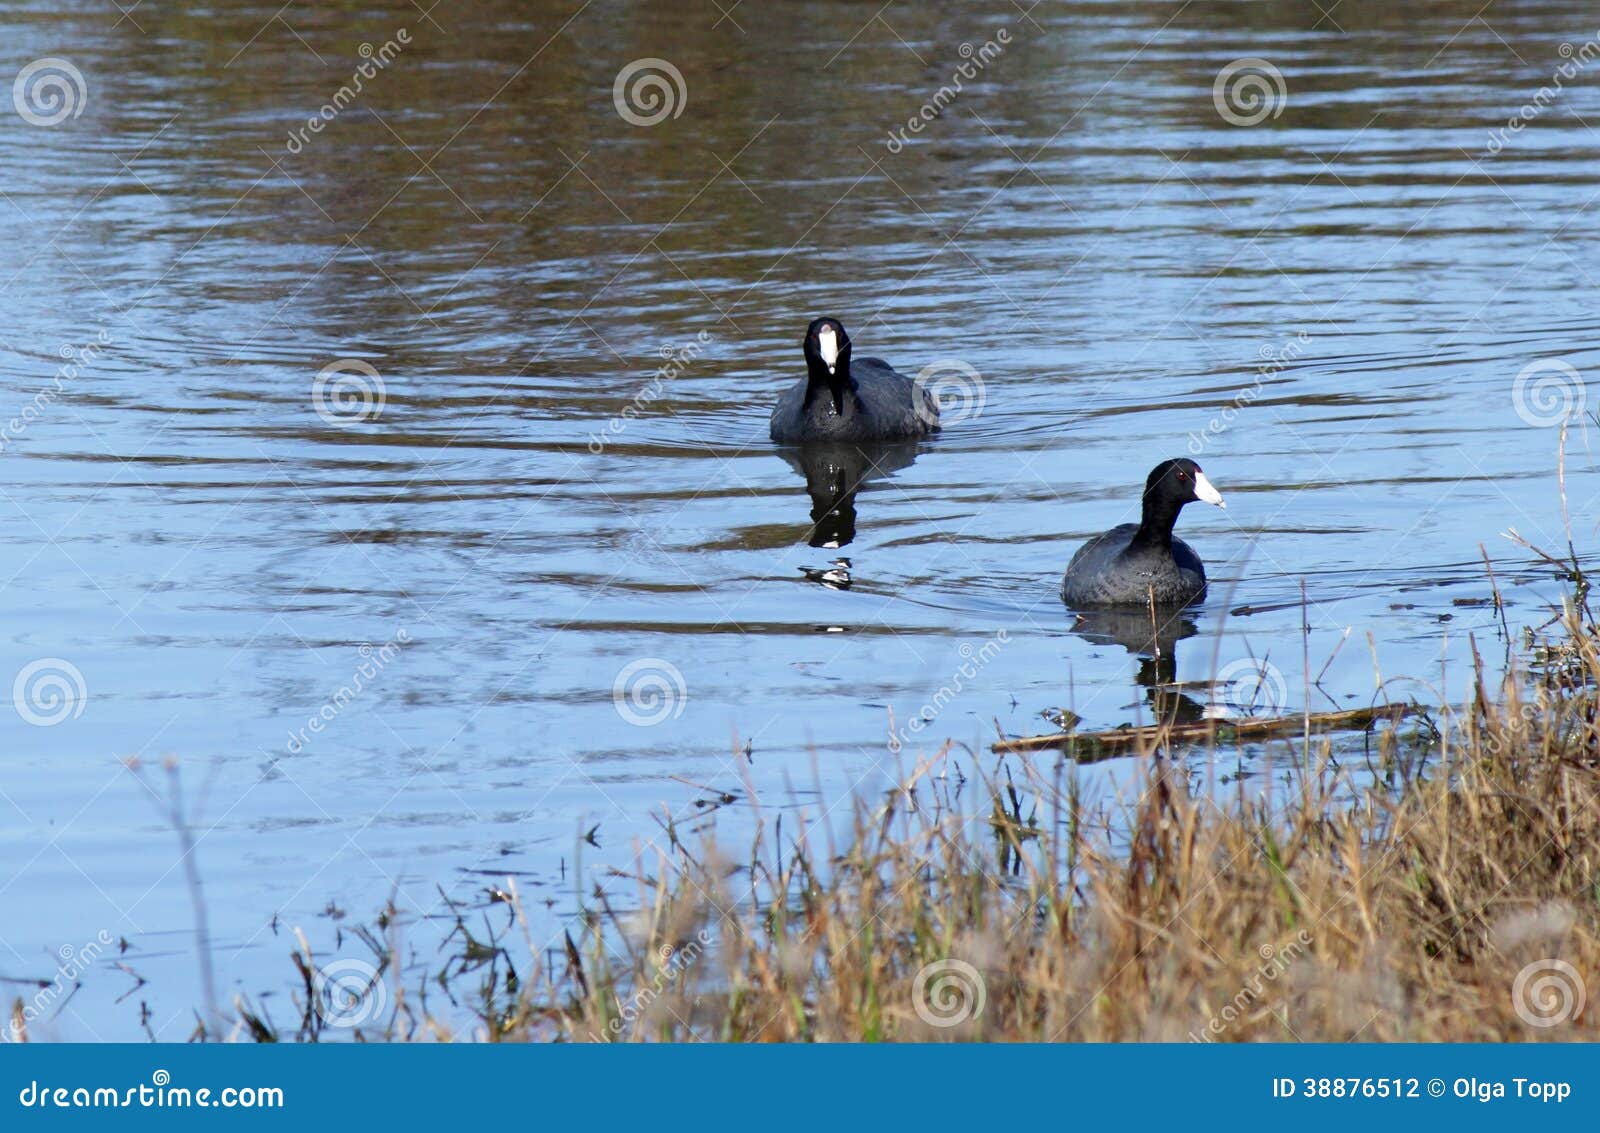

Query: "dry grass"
left=215, top=562, right=1600, bottom=1043
left=485, top=614, right=1600, bottom=1043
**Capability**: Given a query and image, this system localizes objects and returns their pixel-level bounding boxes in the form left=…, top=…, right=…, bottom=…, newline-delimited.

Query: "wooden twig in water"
left=991, top=702, right=1422, bottom=757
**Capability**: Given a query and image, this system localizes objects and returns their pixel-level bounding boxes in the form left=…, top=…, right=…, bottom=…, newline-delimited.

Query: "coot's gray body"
left=1060, top=525, right=1208, bottom=607
left=769, top=318, right=940, bottom=444
left=1059, top=459, right=1225, bottom=609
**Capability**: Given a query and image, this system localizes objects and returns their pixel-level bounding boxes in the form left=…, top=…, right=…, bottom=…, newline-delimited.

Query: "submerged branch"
left=991, top=703, right=1423, bottom=756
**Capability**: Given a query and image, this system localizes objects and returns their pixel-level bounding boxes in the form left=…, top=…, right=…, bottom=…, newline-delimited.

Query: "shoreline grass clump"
left=489, top=606, right=1598, bottom=1042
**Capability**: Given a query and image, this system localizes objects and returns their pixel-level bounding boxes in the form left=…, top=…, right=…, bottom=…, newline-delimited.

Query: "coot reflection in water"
left=1068, top=608, right=1210, bottom=726
left=776, top=441, right=923, bottom=549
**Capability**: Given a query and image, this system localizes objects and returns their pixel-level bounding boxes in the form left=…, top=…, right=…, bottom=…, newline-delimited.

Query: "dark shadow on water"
left=1068, top=607, right=1210, bottom=726
left=776, top=441, right=922, bottom=549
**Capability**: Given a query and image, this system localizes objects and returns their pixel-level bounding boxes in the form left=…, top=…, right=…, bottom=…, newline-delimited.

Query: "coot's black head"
left=804, top=317, right=851, bottom=373
left=1130, top=458, right=1225, bottom=549
left=803, top=317, right=853, bottom=415
left=1144, top=458, right=1225, bottom=511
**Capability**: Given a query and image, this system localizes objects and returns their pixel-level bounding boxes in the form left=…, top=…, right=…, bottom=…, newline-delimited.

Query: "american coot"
left=1060, top=459, right=1225, bottom=608
left=769, top=318, right=940, bottom=443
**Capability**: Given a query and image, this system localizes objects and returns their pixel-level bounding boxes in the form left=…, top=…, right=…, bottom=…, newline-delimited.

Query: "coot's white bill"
left=1194, top=470, right=1225, bottom=508
left=818, top=325, right=838, bottom=374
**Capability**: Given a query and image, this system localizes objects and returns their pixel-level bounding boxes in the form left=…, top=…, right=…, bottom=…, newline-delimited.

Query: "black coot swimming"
left=1060, top=458, right=1225, bottom=608
left=769, top=318, right=940, bottom=443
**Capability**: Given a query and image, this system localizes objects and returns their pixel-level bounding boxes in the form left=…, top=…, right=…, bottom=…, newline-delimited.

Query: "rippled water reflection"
left=3, top=0, right=1599, bottom=1037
